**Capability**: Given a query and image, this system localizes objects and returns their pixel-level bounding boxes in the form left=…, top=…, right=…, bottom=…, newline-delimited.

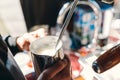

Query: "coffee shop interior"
left=0, top=0, right=120, bottom=80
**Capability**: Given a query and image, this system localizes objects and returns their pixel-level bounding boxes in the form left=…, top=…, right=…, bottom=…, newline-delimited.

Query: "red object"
left=27, top=60, right=33, bottom=68
left=109, top=36, right=119, bottom=42
left=78, top=47, right=92, bottom=57
left=68, top=53, right=83, bottom=78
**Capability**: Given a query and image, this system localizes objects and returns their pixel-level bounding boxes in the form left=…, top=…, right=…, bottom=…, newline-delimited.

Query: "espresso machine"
left=56, top=0, right=113, bottom=50
left=57, top=0, right=120, bottom=77
left=56, top=0, right=103, bottom=51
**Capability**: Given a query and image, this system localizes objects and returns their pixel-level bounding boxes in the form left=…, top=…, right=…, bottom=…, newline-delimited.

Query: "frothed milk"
left=30, top=36, right=63, bottom=58
left=30, top=36, right=64, bottom=78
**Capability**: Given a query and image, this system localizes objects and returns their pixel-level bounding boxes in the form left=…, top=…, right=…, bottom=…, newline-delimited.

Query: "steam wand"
left=55, top=0, right=78, bottom=49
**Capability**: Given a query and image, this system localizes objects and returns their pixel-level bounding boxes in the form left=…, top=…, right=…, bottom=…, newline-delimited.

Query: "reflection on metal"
left=102, top=0, right=114, bottom=4
left=56, top=0, right=102, bottom=47
left=55, top=0, right=78, bottom=48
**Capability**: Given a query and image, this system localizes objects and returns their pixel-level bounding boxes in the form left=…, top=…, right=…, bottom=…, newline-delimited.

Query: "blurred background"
left=0, top=0, right=27, bottom=36
left=0, top=0, right=120, bottom=80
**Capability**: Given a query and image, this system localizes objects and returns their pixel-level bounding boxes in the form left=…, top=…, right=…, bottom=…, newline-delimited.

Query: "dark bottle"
left=97, top=34, right=108, bottom=47
left=92, top=43, right=120, bottom=73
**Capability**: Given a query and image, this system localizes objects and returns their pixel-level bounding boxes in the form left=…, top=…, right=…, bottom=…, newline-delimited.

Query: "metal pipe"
left=56, top=0, right=102, bottom=47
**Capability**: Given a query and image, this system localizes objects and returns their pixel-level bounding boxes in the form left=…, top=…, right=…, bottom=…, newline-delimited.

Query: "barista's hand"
left=37, top=55, right=73, bottom=80
left=16, top=28, right=47, bottom=51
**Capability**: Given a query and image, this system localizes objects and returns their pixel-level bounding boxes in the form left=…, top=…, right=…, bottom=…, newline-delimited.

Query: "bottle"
left=92, top=43, right=120, bottom=73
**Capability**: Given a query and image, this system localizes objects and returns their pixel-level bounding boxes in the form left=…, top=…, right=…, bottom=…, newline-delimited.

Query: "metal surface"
left=55, top=0, right=78, bottom=49
left=56, top=0, right=102, bottom=49
left=30, top=36, right=63, bottom=78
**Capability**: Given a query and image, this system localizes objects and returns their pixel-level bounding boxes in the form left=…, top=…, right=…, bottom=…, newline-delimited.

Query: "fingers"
left=17, top=33, right=36, bottom=50
left=30, top=28, right=48, bottom=38
left=37, top=59, right=68, bottom=80
left=64, top=54, right=71, bottom=66
left=17, top=28, right=48, bottom=51
left=62, top=54, right=71, bottom=74
left=51, top=55, right=72, bottom=80
left=17, top=28, right=47, bottom=51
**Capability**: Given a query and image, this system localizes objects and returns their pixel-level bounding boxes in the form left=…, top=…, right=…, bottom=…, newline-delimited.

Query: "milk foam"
left=30, top=36, right=62, bottom=56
